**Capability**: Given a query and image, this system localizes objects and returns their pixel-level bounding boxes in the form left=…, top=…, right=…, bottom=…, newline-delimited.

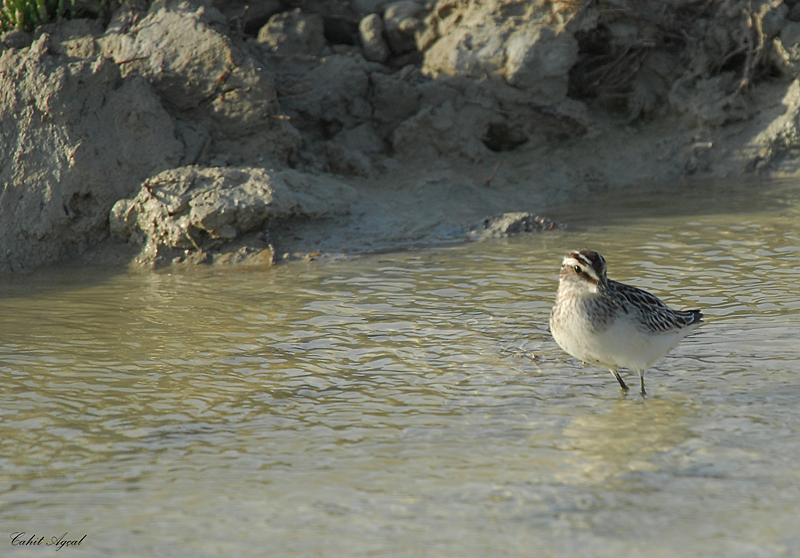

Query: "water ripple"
left=0, top=181, right=799, bottom=556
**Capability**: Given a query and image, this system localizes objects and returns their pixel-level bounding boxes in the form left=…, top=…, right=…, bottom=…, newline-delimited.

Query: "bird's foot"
left=611, top=369, right=629, bottom=394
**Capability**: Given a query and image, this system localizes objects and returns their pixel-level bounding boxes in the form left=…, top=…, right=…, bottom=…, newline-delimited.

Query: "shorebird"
left=549, top=249, right=704, bottom=395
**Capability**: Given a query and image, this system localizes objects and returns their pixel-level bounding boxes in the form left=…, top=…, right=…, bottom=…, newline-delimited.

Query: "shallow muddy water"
left=1, top=179, right=799, bottom=557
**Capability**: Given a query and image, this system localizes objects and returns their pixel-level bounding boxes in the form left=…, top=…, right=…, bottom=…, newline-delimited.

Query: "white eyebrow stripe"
left=564, top=254, right=591, bottom=268
left=563, top=254, right=601, bottom=282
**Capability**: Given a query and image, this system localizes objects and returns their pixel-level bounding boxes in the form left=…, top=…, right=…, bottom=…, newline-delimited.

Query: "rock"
left=383, top=1, right=424, bottom=55
left=370, top=70, right=423, bottom=133
left=325, top=143, right=373, bottom=176
left=211, top=0, right=283, bottom=34
left=99, top=6, right=244, bottom=113
left=790, top=4, right=800, bottom=23
left=773, top=21, right=800, bottom=78
left=110, top=166, right=357, bottom=267
left=35, top=18, right=103, bottom=58
left=0, top=39, right=182, bottom=272
left=276, top=55, right=372, bottom=135
left=392, top=98, right=486, bottom=159
left=353, top=0, right=386, bottom=17
left=762, top=2, right=788, bottom=39
left=390, top=78, right=502, bottom=160
left=257, top=8, right=328, bottom=56
left=423, top=11, right=578, bottom=104
left=469, top=213, right=564, bottom=239
left=359, top=13, right=391, bottom=63
left=745, top=80, right=800, bottom=173
left=2, top=29, right=33, bottom=50
left=669, top=72, right=751, bottom=126
left=334, top=123, right=386, bottom=155
left=504, top=27, right=578, bottom=102
left=99, top=2, right=301, bottom=164
left=414, top=11, right=438, bottom=52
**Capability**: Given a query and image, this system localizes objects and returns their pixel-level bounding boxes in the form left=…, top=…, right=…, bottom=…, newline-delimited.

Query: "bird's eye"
left=574, top=265, right=581, bottom=274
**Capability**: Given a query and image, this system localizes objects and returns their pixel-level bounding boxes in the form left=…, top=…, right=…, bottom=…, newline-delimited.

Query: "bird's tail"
left=679, top=309, right=704, bottom=327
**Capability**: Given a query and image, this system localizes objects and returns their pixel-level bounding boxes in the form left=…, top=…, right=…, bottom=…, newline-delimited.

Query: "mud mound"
left=0, top=33, right=182, bottom=272
left=2, top=0, right=800, bottom=272
left=110, top=166, right=356, bottom=267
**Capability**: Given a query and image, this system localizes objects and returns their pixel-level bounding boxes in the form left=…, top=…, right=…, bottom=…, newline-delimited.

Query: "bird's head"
left=559, top=249, right=608, bottom=292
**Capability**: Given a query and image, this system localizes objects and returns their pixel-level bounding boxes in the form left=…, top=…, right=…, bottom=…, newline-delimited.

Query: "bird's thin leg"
left=610, top=369, right=628, bottom=394
left=638, top=371, right=647, bottom=397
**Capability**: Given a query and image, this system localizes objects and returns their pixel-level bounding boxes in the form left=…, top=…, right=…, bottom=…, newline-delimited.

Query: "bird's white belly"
left=552, top=314, right=685, bottom=372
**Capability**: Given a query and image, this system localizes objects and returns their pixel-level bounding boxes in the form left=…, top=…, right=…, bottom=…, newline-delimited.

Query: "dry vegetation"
left=566, top=0, right=787, bottom=120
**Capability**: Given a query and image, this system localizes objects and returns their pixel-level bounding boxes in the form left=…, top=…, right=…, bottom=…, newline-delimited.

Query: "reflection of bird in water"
left=550, top=249, right=704, bottom=396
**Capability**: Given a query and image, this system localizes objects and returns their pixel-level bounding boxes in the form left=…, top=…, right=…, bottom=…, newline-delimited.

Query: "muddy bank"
left=2, top=0, right=800, bottom=271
